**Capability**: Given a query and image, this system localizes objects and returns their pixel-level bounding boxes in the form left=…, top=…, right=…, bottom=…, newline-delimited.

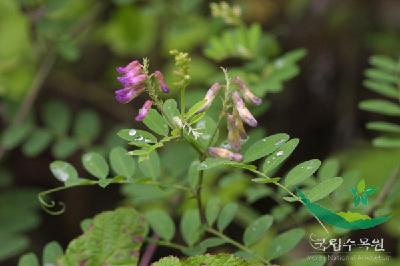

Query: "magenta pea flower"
left=135, top=100, right=153, bottom=121
left=154, top=71, right=170, bottom=93
left=115, top=60, right=147, bottom=104
left=208, top=147, right=243, bottom=162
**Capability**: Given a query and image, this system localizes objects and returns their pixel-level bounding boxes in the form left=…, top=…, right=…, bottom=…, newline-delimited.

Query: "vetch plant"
left=32, top=50, right=392, bottom=265
left=9, top=3, right=398, bottom=266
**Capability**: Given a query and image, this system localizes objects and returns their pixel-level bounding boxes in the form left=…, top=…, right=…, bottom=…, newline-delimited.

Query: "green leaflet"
left=73, top=110, right=100, bottom=145
left=266, top=228, right=305, bottom=260
left=242, top=133, right=289, bottom=163
left=243, top=215, right=273, bottom=246
left=58, top=208, right=147, bottom=266
left=180, top=209, right=201, bottom=246
left=217, top=203, right=238, bottom=231
left=109, top=146, right=136, bottom=179
left=81, top=152, right=109, bottom=179
left=285, top=159, right=321, bottom=187
left=143, top=109, right=170, bottom=136
left=145, top=209, right=175, bottom=241
left=304, top=177, right=343, bottom=202
left=42, top=100, right=72, bottom=135
left=262, top=138, right=299, bottom=174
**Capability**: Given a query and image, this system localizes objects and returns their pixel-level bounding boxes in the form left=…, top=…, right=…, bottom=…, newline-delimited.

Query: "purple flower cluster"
left=115, top=60, right=169, bottom=121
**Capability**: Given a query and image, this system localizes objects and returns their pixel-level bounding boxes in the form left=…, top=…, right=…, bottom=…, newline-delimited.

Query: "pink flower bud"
left=233, top=76, right=262, bottom=105
left=196, top=83, right=221, bottom=114
left=208, top=147, right=243, bottom=161
left=231, top=91, right=258, bottom=127
left=154, top=71, right=170, bottom=93
left=135, top=100, right=153, bottom=121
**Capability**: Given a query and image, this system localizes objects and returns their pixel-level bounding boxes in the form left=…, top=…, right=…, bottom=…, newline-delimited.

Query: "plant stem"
left=180, top=86, right=186, bottom=115
left=207, top=227, right=271, bottom=265
left=139, top=234, right=159, bottom=266
left=250, top=169, right=330, bottom=234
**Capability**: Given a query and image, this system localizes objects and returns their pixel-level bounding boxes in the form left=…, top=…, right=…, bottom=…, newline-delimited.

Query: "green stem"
left=146, top=238, right=186, bottom=251
left=180, top=85, right=186, bottom=115
left=38, top=178, right=190, bottom=215
left=249, top=169, right=330, bottom=234
left=207, top=227, right=271, bottom=265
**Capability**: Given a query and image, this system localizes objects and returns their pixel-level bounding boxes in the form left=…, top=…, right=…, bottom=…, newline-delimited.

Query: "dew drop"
left=129, top=129, right=137, bottom=136
left=276, top=150, right=284, bottom=156
left=275, top=139, right=285, bottom=146
left=135, top=136, right=144, bottom=141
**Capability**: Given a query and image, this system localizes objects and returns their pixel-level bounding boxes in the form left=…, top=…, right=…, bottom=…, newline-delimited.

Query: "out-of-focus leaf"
left=22, top=128, right=52, bottom=157
left=206, top=197, right=221, bottom=226
left=1, top=123, right=33, bottom=150
left=18, top=253, right=39, bottom=266
left=109, top=146, right=135, bottom=179
left=51, top=137, right=79, bottom=159
left=266, top=228, right=305, bottom=260
left=243, top=215, right=273, bottom=246
left=318, top=158, right=339, bottom=180
left=294, top=255, right=326, bottom=266
left=43, top=241, right=63, bottom=265
left=145, top=209, right=175, bottom=241
left=180, top=209, right=201, bottom=246
left=42, top=100, right=72, bottom=135
left=359, top=99, right=400, bottom=116
left=74, top=110, right=101, bottom=146
left=305, top=177, right=343, bottom=202
left=138, top=151, right=160, bottom=180
left=217, top=203, right=238, bottom=231
left=100, top=6, right=157, bottom=55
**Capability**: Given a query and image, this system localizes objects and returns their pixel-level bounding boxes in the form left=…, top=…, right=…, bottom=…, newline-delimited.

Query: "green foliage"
left=243, top=215, right=273, bottom=246
left=58, top=208, right=147, bottom=265
left=217, top=203, right=238, bottom=231
left=1, top=100, right=109, bottom=158
left=152, top=254, right=257, bottom=266
left=0, top=188, right=41, bottom=261
left=265, top=228, right=305, bottom=260
left=18, top=241, right=63, bottom=266
left=360, top=55, right=400, bottom=148
left=146, top=209, right=175, bottom=241
left=180, top=209, right=201, bottom=246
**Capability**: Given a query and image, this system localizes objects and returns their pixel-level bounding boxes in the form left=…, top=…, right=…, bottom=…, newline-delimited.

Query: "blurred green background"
left=0, top=0, right=399, bottom=265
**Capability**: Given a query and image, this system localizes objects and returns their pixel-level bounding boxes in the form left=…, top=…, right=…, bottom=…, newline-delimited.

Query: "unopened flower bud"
left=227, top=114, right=242, bottom=151
left=233, top=76, right=262, bottom=105
left=208, top=147, right=243, bottom=161
left=196, top=83, right=221, bottom=114
left=154, top=71, right=170, bottom=93
left=135, top=100, right=153, bottom=121
left=231, top=91, right=257, bottom=127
